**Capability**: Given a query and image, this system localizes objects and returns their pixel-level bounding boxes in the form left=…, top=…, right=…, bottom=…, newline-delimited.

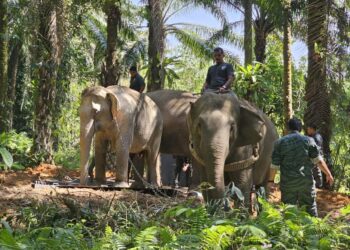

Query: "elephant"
left=79, top=85, right=163, bottom=187
left=187, top=92, right=278, bottom=202
left=146, top=90, right=201, bottom=188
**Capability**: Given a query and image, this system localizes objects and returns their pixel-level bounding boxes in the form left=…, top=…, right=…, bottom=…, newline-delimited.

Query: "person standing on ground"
left=271, top=118, right=334, bottom=217
left=172, top=156, right=192, bottom=189
left=202, top=47, right=234, bottom=93
left=306, top=124, right=324, bottom=188
left=129, top=66, right=145, bottom=93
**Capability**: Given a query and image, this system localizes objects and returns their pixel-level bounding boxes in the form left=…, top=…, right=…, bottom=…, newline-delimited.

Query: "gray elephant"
left=146, top=90, right=201, bottom=187
left=79, top=85, right=163, bottom=187
left=187, top=92, right=278, bottom=201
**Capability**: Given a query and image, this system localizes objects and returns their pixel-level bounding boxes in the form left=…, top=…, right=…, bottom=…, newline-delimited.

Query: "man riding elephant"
left=202, top=47, right=234, bottom=93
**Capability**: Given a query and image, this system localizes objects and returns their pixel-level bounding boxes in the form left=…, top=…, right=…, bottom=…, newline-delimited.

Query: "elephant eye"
left=230, top=123, right=235, bottom=132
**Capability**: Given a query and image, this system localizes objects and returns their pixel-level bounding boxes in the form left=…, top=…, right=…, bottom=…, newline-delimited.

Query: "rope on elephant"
left=224, top=154, right=259, bottom=172
left=190, top=139, right=259, bottom=172
left=128, top=158, right=172, bottom=198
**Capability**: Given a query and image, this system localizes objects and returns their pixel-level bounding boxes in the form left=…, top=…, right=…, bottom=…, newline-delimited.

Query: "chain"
left=128, top=157, right=173, bottom=198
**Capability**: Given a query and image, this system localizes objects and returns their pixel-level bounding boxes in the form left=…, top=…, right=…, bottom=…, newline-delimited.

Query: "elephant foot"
left=113, top=181, right=130, bottom=188
left=130, top=182, right=145, bottom=190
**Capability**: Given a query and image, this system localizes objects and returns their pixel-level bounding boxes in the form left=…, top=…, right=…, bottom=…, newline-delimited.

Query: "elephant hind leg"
left=130, top=153, right=146, bottom=188
left=145, top=150, right=162, bottom=187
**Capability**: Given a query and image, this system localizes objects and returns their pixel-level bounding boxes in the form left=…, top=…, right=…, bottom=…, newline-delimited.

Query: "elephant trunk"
left=201, top=134, right=229, bottom=201
left=80, top=115, right=94, bottom=185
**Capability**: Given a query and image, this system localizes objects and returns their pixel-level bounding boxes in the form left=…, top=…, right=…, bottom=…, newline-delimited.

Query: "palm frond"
left=84, top=14, right=107, bottom=50
left=170, top=27, right=213, bottom=59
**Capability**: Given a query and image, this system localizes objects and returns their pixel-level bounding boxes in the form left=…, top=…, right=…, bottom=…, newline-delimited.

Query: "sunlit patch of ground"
left=0, top=164, right=349, bottom=218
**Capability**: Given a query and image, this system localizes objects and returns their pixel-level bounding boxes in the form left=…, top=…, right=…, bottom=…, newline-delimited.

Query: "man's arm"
left=202, top=68, right=211, bottom=91
left=315, top=158, right=334, bottom=186
left=309, top=138, right=334, bottom=185
left=220, top=64, right=234, bottom=91
left=222, top=75, right=234, bottom=89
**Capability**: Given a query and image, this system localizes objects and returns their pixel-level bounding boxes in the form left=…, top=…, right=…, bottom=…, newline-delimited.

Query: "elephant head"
left=79, top=86, right=122, bottom=185
left=187, top=92, right=266, bottom=200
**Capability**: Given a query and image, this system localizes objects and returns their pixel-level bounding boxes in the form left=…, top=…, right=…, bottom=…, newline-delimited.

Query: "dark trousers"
left=173, top=156, right=192, bottom=188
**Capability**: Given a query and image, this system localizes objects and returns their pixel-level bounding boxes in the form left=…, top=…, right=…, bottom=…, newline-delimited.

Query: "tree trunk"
left=243, top=0, right=253, bottom=101
left=33, top=0, right=65, bottom=163
left=0, top=0, right=9, bottom=133
left=254, top=9, right=274, bottom=64
left=7, top=42, right=21, bottom=130
left=283, top=1, right=293, bottom=134
left=147, top=0, right=165, bottom=91
left=102, top=0, right=121, bottom=87
left=304, top=0, right=331, bottom=155
left=254, top=24, right=267, bottom=63
left=243, top=0, right=253, bottom=66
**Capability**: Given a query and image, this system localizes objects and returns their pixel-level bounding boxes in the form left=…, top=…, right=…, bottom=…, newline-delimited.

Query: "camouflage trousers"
left=280, top=177, right=317, bottom=217
left=312, top=166, right=323, bottom=188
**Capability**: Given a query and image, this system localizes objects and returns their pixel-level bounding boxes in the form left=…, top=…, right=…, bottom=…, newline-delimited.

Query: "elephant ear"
left=236, top=103, right=266, bottom=147
left=106, top=92, right=120, bottom=121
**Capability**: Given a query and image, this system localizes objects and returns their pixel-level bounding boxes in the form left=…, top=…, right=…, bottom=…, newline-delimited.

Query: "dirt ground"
left=0, top=164, right=349, bottom=218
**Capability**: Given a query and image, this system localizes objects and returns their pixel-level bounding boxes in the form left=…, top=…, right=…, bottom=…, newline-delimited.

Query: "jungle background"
left=0, top=0, right=349, bottom=249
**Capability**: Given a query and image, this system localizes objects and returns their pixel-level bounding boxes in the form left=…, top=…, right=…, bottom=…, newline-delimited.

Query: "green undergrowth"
left=0, top=197, right=349, bottom=250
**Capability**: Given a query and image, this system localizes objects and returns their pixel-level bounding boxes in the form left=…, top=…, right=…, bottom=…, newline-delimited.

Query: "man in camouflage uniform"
left=271, top=118, right=334, bottom=217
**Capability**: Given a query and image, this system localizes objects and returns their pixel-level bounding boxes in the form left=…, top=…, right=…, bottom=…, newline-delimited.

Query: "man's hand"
left=219, top=86, right=227, bottom=93
left=182, top=163, right=190, bottom=172
left=267, top=181, right=278, bottom=193
left=325, top=174, right=334, bottom=186
left=317, top=159, right=334, bottom=186
left=201, top=83, right=208, bottom=94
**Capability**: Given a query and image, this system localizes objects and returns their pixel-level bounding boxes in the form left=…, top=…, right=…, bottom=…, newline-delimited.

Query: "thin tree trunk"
left=102, top=0, right=121, bottom=87
left=304, top=0, right=331, bottom=155
left=283, top=0, right=293, bottom=134
left=147, top=0, right=165, bottom=91
left=254, top=9, right=274, bottom=64
left=7, top=42, right=21, bottom=130
left=254, top=25, right=267, bottom=63
left=243, top=0, right=253, bottom=66
left=0, top=0, right=9, bottom=133
left=33, top=0, right=65, bottom=163
left=243, top=0, right=253, bottom=101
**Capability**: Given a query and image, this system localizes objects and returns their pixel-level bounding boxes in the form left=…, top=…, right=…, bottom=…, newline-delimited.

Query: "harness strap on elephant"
left=189, top=140, right=259, bottom=172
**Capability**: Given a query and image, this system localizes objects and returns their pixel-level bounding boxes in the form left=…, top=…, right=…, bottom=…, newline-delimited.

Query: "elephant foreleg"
left=95, top=135, right=107, bottom=184
left=114, top=146, right=130, bottom=187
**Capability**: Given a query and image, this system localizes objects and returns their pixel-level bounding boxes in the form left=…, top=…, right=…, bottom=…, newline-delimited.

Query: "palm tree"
left=243, top=0, right=253, bottom=66
left=33, top=0, right=65, bottom=163
left=0, top=0, right=9, bottom=133
left=146, top=0, right=241, bottom=91
left=147, top=0, right=165, bottom=91
left=283, top=0, right=293, bottom=134
left=304, top=0, right=331, bottom=155
left=101, top=0, right=122, bottom=86
left=83, top=3, right=148, bottom=83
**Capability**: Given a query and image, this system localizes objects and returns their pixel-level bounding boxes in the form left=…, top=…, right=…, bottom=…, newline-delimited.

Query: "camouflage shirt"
left=271, top=131, right=323, bottom=179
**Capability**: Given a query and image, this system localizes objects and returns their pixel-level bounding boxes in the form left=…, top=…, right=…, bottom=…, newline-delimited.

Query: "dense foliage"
left=0, top=198, right=349, bottom=249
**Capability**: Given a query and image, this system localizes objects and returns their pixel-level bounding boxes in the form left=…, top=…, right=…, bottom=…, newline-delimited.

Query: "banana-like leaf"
left=0, top=147, right=13, bottom=168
